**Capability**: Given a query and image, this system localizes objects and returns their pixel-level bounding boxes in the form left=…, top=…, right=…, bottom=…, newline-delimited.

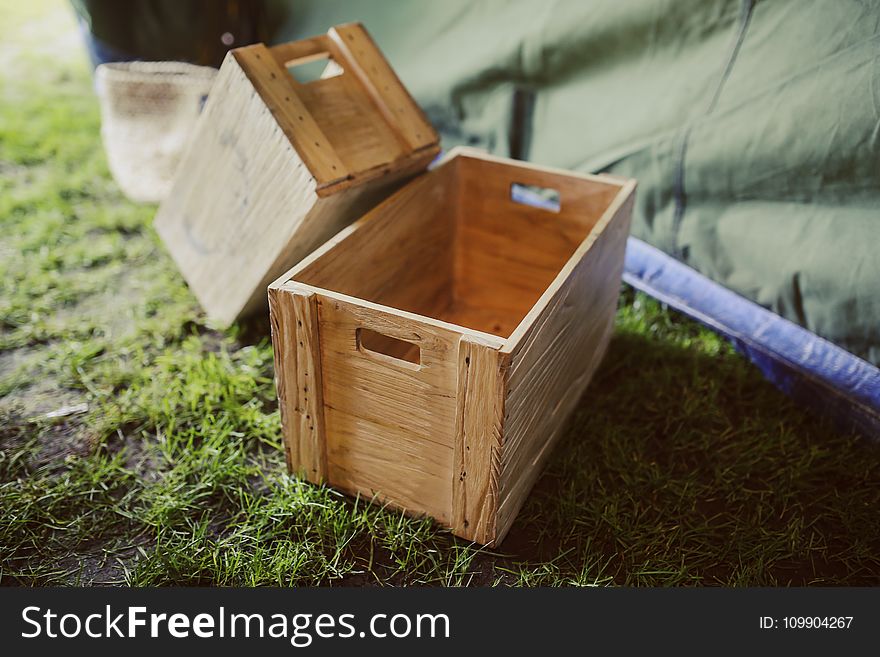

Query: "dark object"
left=70, top=0, right=281, bottom=67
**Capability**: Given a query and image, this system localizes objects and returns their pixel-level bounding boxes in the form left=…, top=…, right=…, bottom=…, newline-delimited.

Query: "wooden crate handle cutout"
left=510, top=182, right=561, bottom=213
left=269, top=36, right=332, bottom=68
left=356, top=327, right=421, bottom=369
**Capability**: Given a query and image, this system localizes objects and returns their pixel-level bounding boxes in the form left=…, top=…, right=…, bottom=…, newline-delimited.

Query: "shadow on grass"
left=488, top=330, right=880, bottom=585
left=232, top=313, right=273, bottom=347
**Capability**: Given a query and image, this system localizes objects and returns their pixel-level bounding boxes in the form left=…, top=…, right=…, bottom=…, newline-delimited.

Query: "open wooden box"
left=269, top=149, right=636, bottom=545
left=155, top=23, right=439, bottom=326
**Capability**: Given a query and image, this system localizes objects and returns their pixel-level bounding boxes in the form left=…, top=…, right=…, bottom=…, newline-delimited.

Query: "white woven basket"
left=96, top=61, right=217, bottom=203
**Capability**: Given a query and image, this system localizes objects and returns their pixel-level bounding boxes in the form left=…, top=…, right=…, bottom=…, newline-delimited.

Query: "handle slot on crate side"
left=356, top=327, right=421, bottom=368
left=510, top=182, right=561, bottom=213
left=285, top=53, right=344, bottom=84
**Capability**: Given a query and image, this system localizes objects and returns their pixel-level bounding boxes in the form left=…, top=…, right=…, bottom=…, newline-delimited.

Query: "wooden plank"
left=495, top=185, right=636, bottom=540
left=452, top=337, right=507, bottom=544
left=155, top=53, right=321, bottom=326
left=452, top=154, right=623, bottom=338
left=293, top=164, right=457, bottom=320
left=233, top=44, right=349, bottom=189
left=268, top=35, right=332, bottom=68
left=292, top=72, right=407, bottom=181
left=268, top=283, right=327, bottom=482
left=438, top=145, right=627, bottom=187
left=324, top=407, right=454, bottom=523
left=329, top=23, right=436, bottom=152
left=316, top=294, right=463, bottom=523
left=156, top=25, right=439, bottom=325
left=269, top=285, right=298, bottom=473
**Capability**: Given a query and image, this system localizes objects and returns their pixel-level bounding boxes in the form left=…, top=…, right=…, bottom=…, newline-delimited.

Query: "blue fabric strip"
left=623, top=237, right=880, bottom=440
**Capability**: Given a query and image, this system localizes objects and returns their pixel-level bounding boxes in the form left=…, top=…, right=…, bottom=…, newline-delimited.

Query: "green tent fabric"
left=73, top=0, right=879, bottom=364
left=269, top=0, right=880, bottom=365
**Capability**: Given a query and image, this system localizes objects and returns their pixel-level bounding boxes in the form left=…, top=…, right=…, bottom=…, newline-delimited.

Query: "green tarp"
left=272, top=0, right=880, bottom=365
left=76, top=0, right=880, bottom=364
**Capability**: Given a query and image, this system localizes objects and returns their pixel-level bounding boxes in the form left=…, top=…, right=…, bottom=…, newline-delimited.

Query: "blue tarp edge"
left=623, top=237, right=880, bottom=440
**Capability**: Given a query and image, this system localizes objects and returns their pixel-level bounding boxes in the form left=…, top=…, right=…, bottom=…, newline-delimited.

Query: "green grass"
left=2, top=0, right=879, bottom=587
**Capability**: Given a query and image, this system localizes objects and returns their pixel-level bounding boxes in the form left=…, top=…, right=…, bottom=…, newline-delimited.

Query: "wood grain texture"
left=317, top=294, right=463, bottom=524
left=495, top=184, right=636, bottom=541
left=269, top=149, right=636, bottom=544
left=328, top=23, right=436, bottom=153
left=452, top=154, right=622, bottom=338
left=154, top=24, right=439, bottom=326
left=452, top=337, right=507, bottom=545
left=155, top=53, right=315, bottom=325
left=268, top=283, right=327, bottom=481
left=240, top=167, right=428, bottom=321
left=293, top=164, right=457, bottom=320
left=290, top=71, right=408, bottom=182
left=268, top=35, right=332, bottom=69
left=232, top=44, right=349, bottom=188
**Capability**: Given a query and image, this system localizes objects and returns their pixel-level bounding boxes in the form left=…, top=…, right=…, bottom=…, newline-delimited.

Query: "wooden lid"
left=232, top=23, right=440, bottom=197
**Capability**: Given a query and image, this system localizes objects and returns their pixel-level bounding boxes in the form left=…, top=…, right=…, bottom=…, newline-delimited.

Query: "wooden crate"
left=269, top=149, right=636, bottom=545
left=155, top=23, right=439, bottom=326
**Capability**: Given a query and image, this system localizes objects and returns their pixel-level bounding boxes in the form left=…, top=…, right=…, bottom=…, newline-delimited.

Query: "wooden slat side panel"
left=238, top=166, right=425, bottom=320
left=155, top=54, right=318, bottom=326
left=233, top=44, right=349, bottom=187
left=496, top=192, right=634, bottom=540
left=157, top=26, right=440, bottom=324
left=328, top=23, right=437, bottom=152
left=457, top=155, right=622, bottom=234
left=293, top=72, right=407, bottom=177
left=269, top=35, right=332, bottom=68
left=294, top=165, right=457, bottom=320
left=268, top=284, right=327, bottom=482
left=453, top=155, right=624, bottom=338
left=317, top=295, right=461, bottom=524
left=323, top=408, right=453, bottom=523
left=452, top=338, right=507, bottom=545
left=268, top=286, right=297, bottom=473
